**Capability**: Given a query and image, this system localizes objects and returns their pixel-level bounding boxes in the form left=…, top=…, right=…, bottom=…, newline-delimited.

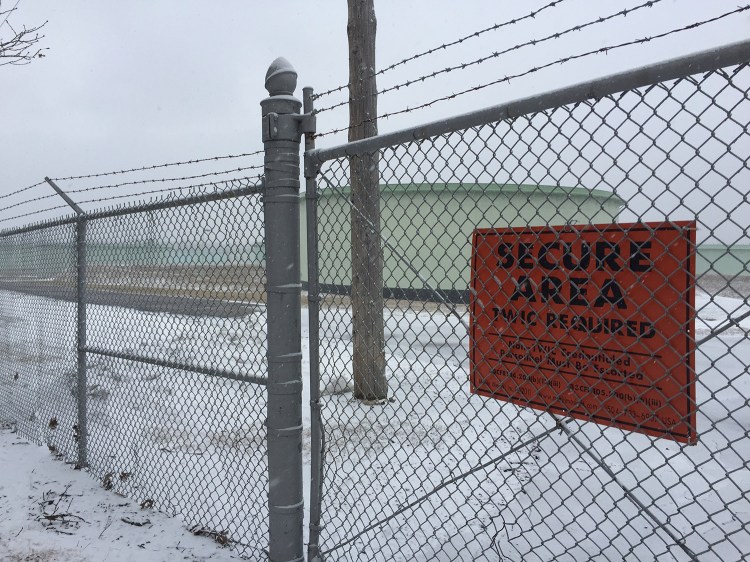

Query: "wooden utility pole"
left=348, top=0, right=387, bottom=401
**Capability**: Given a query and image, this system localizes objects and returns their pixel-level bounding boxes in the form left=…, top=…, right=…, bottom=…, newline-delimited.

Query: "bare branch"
left=0, top=18, right=47, bottom=66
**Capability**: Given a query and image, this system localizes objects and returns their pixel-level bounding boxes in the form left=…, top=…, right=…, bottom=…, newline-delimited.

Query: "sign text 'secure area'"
left=470, top=221, right=697, bottom=444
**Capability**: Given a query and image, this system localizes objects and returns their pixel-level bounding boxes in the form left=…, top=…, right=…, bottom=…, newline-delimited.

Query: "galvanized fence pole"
left=44, top=177, right=87, bottom=468
left=261, top=58, right=308, bottom=562
left=75, top=215, right=87, bottom=468
left=303, top=86, right=325, bottom=562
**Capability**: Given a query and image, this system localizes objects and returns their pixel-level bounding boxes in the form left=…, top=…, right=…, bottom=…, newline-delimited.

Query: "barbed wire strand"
left=75, top=174, right=264, bottom=207
left=312, top=0, right=568, bottom=101
left=0, top=165, right=265, bottom=216
left=0, top=192, right=58, bottom=215
left=315, top=5, right=750, bottom=139
left=0, top=174, right=264, bottom=225
left=315, top=0, right=663, bottom=115
left=50, top=149, right=264, bottom=182
left=66, top=163, right=265, bottom=194
left=0, top=179, right=47, bottom=202
left=0, top=204, right=67, bottom=225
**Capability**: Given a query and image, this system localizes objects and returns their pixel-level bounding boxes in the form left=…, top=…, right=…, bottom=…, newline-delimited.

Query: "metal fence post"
left=303, top=86, right=325, bottom=562
left=75, top=215, right=87, bottom=469
left=261, top=58, right=307, bottom=562
left=44, top=177, right=87, bottom=468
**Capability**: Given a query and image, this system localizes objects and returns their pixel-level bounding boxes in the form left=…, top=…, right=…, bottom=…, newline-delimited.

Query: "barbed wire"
left=0, top=174, right=264, bottom=225
left=75, top=174, right=264, bottom=208
left=0, top=203, right=67, bottom=225
left=311, top=0, right=568, bottom=101
left=0, top=179, right=47, bottom=201
left=66, top=163, right=264, bottom=194
left=50, top=149, right=264, bottom=182
left=314, top=0, right=663, bottom=115
left=315, top=5, right=750, bottom=139
left=0, top=192, right=57, bottom=215
left=0, top=164, right=265, bottom=216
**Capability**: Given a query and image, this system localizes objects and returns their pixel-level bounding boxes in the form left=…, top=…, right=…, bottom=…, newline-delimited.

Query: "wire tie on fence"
left=269, top=501, right=305, bottom=513
left=267, top=283, right=302, bottom=295
left=262, top=192, right=301, bottom=203
left=265, top=424, right=303, bottom=437
left=267, top=352, right=304, bottom=363
left=306, top=293, right=320, bottom=304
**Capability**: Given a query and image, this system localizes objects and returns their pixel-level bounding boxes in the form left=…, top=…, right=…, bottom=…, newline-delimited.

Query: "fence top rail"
left=0, top=180, right=264, bottom=239
left=307, top=38, right=750, bottom=165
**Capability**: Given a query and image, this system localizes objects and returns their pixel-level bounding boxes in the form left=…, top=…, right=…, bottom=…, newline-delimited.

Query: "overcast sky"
left=0, top=0, right=748, bottom=230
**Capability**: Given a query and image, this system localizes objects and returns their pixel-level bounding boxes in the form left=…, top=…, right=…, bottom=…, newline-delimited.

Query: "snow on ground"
left=312, top=290, right=750, bottom=561
left=0, top=424, right=242, bottom=561
left=0, top=287, right=748, bottom=560
left=695, top=290, right=750, bottom=336
left=0, top=294, right=274, bottom=560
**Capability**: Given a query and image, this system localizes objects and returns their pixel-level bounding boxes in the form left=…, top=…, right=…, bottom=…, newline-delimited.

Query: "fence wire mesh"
left=310, top=62, right=750, bottom=561
left=0, top=186, right=271, bottom=559
left=0, top=223, right=78, bottom=462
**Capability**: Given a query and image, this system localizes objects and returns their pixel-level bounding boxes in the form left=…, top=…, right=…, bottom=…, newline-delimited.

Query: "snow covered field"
left=0, top=288, right=748, bottom=560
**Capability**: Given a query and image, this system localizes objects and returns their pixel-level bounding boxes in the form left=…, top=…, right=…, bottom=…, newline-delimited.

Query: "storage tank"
left=300, top=183, right=624, bottom=302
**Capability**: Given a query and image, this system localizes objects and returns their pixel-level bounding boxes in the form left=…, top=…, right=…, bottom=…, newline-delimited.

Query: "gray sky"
left=0, top=0, right=748, bottom=234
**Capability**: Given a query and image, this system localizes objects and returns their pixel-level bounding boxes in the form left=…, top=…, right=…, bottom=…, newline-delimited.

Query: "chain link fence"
left=0, top=223, right=78, bottom=461
left=1, top=38, right=749, bottom=562
left=0, top=182, right=272, bottom=558
left=306, top=45, right=750, bottom=561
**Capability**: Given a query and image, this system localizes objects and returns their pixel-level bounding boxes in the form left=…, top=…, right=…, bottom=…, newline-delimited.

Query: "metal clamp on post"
left=304, top=153, right=322, bottom=181
left=296, top=112, right=317, bottom=135
left=262, top=112, right=315, bottom=143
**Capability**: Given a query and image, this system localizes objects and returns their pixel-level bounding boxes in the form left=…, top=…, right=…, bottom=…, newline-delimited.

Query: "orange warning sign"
left=470, top=221, right=696, bottom=444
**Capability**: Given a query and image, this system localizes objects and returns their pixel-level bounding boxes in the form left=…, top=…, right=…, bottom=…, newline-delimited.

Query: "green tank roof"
left=317, top=182, right=624, bottom=204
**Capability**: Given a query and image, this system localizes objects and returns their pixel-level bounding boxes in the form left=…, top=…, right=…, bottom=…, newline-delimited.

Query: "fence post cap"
left=265, top=57, right=297, bottom=96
